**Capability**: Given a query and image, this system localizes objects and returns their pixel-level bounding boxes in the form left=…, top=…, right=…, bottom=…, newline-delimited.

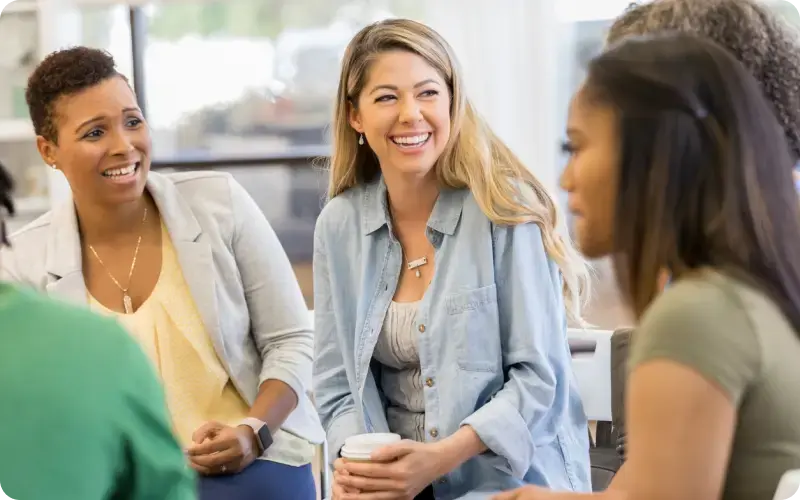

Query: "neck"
left=383, top=170, right=439, bottom=223
left=75, top=195, right=151, bottom=244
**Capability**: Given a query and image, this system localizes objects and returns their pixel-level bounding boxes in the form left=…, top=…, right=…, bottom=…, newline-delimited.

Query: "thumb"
left=192, top=421, right=224, bottom=444
left=370, top=439, right=417, bottom=462
left=492, top=492, right=518, bottom=500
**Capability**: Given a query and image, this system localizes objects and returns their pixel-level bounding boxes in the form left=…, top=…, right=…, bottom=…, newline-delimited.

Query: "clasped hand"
left=333, top=439, right=446, bottom=499
left=186, top=420, right=259, bottom=476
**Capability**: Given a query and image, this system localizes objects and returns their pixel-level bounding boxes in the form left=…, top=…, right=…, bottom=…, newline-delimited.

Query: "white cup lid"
left=341, top=433, right=401, bottom=460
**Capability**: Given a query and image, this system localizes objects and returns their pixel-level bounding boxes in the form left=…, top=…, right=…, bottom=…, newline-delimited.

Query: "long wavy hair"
left=586, top=33, right=800, bottom=330
left=327, top=18, right=589, bottom=321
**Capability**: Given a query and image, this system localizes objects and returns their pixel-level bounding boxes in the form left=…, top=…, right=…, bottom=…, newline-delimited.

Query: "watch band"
left=239, top=417, right=273, bottom=454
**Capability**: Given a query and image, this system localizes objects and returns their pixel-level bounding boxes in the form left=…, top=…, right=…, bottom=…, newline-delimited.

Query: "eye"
left=375, top=94, right=396, bottom=103
left=83, top=129, right=104, bottom=139
left=560, top=140, right=576, bottom=155
left=126, top=117, right=143, bottom=127
left=419, top=89, right=439, bottom=98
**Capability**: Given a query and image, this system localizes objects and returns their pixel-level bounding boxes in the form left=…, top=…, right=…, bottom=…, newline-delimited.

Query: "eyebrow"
left=368, top=79, right=440, bottom=95
left=74, top=107, right=141, bottom=133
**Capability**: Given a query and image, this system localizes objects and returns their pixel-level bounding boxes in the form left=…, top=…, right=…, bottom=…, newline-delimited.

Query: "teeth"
left=392, top=133, right=430, bottom=146
left=103, top=164, right=137, bottom=177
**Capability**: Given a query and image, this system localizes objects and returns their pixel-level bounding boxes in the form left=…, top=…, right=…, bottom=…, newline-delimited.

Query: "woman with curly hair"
left=1, top=46, right=323, bottom=500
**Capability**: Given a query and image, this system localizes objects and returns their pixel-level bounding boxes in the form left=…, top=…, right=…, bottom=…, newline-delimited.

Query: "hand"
left=332, top=458, right=361, bottom=499
left=186, top=421, right=259, bottom=476
left=492, top=486, right=586, bottom=500
left=338, top=439, right=446, bottom=499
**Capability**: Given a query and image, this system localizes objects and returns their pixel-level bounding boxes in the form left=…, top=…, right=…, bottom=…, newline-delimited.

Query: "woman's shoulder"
left=315, top=183, right=370, bottom=237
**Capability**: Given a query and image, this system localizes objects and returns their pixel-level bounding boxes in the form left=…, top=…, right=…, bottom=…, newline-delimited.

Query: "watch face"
left=257, top=425, right=273, bottom=450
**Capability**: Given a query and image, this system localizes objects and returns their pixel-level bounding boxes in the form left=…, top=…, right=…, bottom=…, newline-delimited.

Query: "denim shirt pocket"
left=445, top=284, right=501, bottom=372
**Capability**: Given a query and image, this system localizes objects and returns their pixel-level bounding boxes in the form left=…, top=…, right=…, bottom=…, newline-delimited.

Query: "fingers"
left=341, top=490, right=405, bottom=500
left=333, top=458, right=349, bottom=472
left=333, top=470, right=360, bottom=499
left=343, top=461, right=397, bottom=479
left=337, top=472, right=402, bottom=493
left=188, top=446, right=240, bottom=469
left=192, top=421, right=224, bottom=444
left=188, top=430, right=237, bottom=457
left=370, top=439, right=417, bottom=463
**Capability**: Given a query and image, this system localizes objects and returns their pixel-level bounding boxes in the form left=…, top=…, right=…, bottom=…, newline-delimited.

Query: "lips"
left=102, top=163, right=139, bottom=178
left=390, top=133, right=431, bottom=147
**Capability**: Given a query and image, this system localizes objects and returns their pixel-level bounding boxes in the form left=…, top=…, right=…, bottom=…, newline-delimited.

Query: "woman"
left=497, top=34, right=800, bottom=500
left=607, top=0, right=800, bottom=164
left=0, top=161, right=196, bottom=500
left=0, top=47, right=324, bottom=500
left=606, top=0, right=800, bottom=455
left=313, top=18, right=592, bottom=500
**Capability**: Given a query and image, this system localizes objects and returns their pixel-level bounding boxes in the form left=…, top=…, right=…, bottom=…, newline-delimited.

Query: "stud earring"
left=358, top=134, right=364, bottom=146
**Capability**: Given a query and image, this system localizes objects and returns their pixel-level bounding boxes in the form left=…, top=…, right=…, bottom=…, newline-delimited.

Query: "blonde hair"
left=327, top=18, right=590, bottom=321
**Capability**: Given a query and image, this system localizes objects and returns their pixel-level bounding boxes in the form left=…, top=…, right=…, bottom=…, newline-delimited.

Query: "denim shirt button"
left=418, top=324, right=426, bottom=333
left=425, top=377, right=434, bottom=387
left=429, top=428, right=439, bottom=438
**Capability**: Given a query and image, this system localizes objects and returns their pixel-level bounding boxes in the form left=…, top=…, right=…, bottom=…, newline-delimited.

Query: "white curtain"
left=421, top=0, right=573, bottom=198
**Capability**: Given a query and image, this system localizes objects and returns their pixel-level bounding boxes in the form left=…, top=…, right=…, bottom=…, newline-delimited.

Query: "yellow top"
left=89, top=222, right=315, bottom=466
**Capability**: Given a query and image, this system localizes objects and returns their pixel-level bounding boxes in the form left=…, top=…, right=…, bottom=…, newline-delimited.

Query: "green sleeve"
left=630, top=276, right=762, bottom=405
left=113, top=326, right=198, bottom=500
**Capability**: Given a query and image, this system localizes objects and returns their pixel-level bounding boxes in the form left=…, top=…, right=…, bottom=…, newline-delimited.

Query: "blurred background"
left=1, top=0, right=798, bottom=328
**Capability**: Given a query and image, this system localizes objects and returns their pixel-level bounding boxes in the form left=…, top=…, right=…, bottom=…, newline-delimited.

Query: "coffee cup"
left=340, top=433, right=401, bottom=462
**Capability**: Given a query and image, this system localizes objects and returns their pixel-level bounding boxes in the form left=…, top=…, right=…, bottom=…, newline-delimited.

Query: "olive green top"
left=630, top=270, right=800, bottom=500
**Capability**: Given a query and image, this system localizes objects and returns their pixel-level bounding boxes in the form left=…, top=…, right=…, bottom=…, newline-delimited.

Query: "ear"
left=348, top=103, right=363, bottom=134
left=35, top=135, right=57, bottom=169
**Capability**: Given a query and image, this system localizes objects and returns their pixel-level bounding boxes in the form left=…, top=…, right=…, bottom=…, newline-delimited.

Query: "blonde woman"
left=313, top=19, right=591, bottom=500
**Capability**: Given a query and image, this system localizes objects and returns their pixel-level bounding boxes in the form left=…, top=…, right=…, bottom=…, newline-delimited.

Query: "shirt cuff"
left=259, top=365, right=307, bottom=405
left=326, top=409, right=361, bottom=466
left=461, top=397, right=534, bottom=479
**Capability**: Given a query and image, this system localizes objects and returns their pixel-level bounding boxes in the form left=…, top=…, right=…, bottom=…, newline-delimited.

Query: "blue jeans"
left=198, top=460, right=315, bottom=500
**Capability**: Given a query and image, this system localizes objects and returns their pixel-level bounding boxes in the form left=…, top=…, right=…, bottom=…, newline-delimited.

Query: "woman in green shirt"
left=0, top=165, right=195, bottom=499
left=496, top=33, right=800, bottom=500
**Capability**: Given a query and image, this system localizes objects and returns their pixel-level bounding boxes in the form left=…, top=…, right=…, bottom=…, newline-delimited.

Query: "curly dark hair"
left=25, top=46, right=124, bottom=143
left=607, top=0, right=800, bottom=161
left=0, top=161, right=14, bottom=247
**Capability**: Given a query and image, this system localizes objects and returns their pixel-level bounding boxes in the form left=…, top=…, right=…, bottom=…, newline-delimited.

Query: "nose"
left=398, top=97, right=423, bottom=124
left=109, top=129, right=135, bottom=157
left=560, top=161, right=574, bottom=192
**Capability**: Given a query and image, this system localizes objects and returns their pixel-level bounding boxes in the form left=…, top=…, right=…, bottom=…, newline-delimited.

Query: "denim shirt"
left=312, top=178, right=591, bottom=497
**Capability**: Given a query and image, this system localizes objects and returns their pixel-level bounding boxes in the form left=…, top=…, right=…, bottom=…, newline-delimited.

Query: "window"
left=140, top=0, right=424, bottom=162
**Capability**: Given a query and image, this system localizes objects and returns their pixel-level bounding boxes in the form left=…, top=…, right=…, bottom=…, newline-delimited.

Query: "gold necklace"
left=88, top=207, right=148, bottom=314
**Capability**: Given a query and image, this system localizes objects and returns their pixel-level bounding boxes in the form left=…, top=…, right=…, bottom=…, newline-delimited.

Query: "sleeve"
left=311, top=216, right=361, bottom=465
left=629, top=277, right=762, bottom=405
left=460, top=222, right=569, bottom=479
left=114, top=325, right=197, bottom=500
left=228, top=176, right=314, bottom=401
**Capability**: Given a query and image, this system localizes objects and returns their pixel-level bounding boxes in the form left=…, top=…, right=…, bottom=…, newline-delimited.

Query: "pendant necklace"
left=88, top=206, right=148, bottom=314
left=407, top=256, right=428, bottom=278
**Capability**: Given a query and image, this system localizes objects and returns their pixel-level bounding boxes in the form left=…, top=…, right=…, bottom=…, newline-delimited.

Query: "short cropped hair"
left=608, top=0, right=800, bottom=161
left=25, top=46, right=123, bottom=143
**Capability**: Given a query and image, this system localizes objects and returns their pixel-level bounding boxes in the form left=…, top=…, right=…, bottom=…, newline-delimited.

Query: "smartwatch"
left=239, top=417, right=274, bottom=454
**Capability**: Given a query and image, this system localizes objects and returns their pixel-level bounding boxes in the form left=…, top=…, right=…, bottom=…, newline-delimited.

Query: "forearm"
left=248, top=379, right=298, bottom=432
left=437, top=425, right=488, bottom=474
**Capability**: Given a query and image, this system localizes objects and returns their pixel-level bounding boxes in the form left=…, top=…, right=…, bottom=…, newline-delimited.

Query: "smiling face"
left=37, top=76, right=150, bottom=209
left=349, top=50, right=451, bottom=181
left=560, top=84, right=619, bottom=259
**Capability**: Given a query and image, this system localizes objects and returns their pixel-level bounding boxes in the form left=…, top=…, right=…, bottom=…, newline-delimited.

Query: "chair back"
left=774, top=469, right=800, bottom=500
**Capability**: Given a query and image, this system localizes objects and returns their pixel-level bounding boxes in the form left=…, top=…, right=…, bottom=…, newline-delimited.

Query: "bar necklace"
left=88, top=207, right=148, bottom=314
left=407, top=256, right=428, bottom=278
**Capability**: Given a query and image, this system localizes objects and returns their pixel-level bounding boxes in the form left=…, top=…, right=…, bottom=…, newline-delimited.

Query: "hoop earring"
left=358, top=134, right=364, bottom=146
